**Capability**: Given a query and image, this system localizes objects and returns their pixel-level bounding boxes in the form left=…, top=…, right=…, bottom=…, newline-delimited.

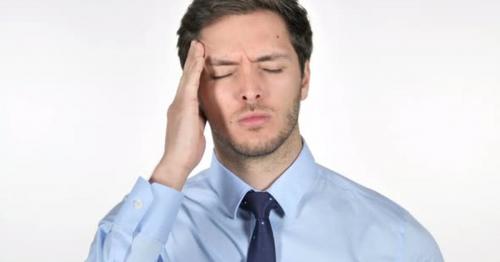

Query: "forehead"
left=199, top=10, right=296, bottom=62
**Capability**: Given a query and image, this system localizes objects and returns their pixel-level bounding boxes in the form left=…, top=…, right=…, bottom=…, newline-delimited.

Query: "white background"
left=1, top=0, right=499, bottom=261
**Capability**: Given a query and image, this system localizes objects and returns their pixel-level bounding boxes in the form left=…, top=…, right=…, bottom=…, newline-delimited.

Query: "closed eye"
left=211, top=73, right=233, bottom=80
left=263, top=68, right=283, bottom=73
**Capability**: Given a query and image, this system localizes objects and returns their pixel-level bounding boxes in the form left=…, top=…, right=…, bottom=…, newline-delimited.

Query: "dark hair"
left=176, top=0, right=313, bottom=76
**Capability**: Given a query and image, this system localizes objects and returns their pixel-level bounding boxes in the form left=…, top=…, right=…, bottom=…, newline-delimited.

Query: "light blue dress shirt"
left=86, top=140, right=444, bottom=262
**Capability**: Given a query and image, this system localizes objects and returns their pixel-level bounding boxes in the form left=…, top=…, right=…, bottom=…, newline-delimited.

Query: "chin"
left=231, top=140, right=280, bottom=157
left=228, top=128, right=290, bottom=157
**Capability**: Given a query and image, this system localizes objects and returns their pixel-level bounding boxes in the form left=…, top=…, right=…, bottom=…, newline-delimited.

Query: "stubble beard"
left=212, top=93, right=301, bottom=159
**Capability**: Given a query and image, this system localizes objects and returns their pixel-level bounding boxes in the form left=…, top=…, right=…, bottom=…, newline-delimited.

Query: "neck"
left=214, top=127, right=303, bottom=191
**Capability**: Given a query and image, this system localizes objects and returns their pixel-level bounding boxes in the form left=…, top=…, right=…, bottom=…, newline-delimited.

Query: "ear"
left=300, top=60, right=311, bottom=101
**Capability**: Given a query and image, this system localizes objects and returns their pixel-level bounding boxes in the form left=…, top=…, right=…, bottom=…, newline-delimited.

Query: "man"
left=87, top=0, right=444, bottom=261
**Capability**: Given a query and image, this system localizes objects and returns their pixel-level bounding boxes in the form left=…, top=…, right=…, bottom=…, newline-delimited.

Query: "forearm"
left=86, top=177, right=184, bottom=262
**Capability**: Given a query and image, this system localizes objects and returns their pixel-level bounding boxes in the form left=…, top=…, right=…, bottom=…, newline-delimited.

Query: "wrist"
left=149, top=162, right=188, bottom=192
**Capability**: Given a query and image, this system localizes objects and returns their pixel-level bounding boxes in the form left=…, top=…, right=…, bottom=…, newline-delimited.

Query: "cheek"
left=267, top=79, right=301, bottom=119
left=266, top=75, right=300, bottom=101
left=199, top=80, right=219, bottom=120
left=201, top=84, right=236, bottom=120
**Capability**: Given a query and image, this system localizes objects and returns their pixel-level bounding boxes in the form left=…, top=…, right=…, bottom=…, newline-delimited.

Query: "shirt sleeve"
left=85, top=176, right=184, bottom=262
left=401, top=211, right=444, bottom=262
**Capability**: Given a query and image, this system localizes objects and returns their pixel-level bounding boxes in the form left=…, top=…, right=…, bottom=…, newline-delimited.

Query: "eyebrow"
left=207, top=53, right=291, bottom=66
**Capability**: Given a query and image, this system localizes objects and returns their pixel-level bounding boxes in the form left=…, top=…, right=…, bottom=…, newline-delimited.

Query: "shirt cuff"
left=113, top=177, right=155, bottom=233
left=138, top=179, right=185, bottom=243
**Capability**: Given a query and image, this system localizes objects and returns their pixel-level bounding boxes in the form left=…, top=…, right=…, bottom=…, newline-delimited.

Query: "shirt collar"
left=207, top=137, right=317, bottom=220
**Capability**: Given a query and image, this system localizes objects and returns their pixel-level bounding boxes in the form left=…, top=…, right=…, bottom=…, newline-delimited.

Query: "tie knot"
left=239, top=190, right=284, bottom=219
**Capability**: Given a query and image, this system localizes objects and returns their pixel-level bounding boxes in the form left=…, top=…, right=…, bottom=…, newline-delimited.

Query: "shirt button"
left=133, top=199, right=143, bottom=209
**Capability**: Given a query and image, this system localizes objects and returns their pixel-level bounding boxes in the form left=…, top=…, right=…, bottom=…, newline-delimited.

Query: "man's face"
left=198, top=10, right=310, bottom=157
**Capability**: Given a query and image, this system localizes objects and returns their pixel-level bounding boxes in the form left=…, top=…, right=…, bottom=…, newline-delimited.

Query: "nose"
left=242, top=92, right=261, bottom=102
left=238, top=67, right=263, bottom=103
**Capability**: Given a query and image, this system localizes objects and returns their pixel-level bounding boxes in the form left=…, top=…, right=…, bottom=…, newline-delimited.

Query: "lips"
left=238, top=112, right=271, bottom=127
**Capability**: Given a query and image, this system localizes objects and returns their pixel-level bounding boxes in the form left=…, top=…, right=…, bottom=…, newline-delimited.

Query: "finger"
left=177, top=40, right=205, bottom=100
left=182, top=40, right=201, bottom=72
left=175, top=40, right=200, bottom=98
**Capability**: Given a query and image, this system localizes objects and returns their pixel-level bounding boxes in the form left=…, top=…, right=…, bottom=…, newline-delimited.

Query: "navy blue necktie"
left=239, top=190, right=284, bottom=262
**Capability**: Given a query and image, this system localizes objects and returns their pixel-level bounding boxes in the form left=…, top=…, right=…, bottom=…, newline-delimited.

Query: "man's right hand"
left=150, top=40, right=207, bottom=191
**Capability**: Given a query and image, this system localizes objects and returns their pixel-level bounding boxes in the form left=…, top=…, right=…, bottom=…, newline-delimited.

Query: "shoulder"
left=314, top=163, right=408, bottom=221
left=315, top=164, right=444, bottom=261
left=400, top=210, right=444, bottom=261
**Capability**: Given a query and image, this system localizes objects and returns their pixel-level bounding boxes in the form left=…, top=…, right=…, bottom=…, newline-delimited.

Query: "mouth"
left=238, top=113, right=271, bottom=128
